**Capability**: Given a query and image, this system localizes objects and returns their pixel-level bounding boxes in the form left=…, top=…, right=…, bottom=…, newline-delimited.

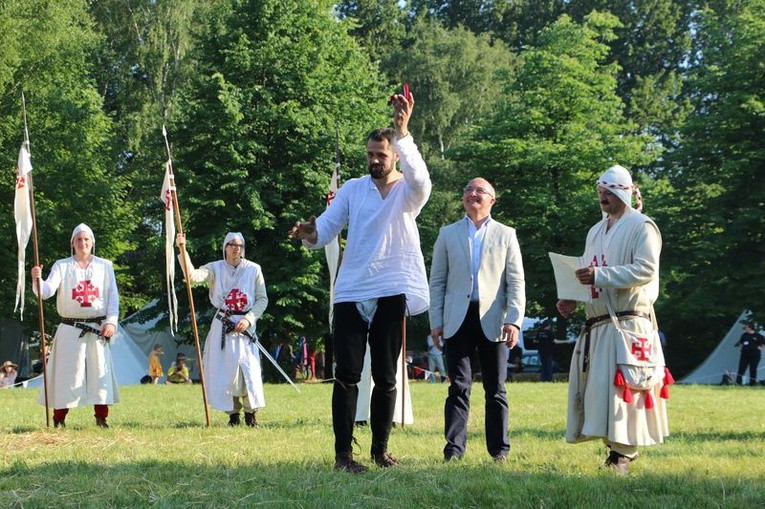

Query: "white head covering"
left=70, top=223, right=95, bottom=255
left=596, top=165, right=643, bottom=212
left=222, top=232, right=245, bottom=260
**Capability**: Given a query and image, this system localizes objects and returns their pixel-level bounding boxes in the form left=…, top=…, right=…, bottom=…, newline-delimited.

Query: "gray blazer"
left=429, top=218, right=525, bottom=341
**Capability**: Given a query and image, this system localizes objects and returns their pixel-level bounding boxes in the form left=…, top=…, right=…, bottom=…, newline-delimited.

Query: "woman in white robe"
left=176, top=232, right=268, bottom=427
left=32, top=223, right=120, bottom=428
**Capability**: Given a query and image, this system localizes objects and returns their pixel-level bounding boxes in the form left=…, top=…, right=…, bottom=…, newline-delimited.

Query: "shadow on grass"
left=2, top=458, right=763, bottom=508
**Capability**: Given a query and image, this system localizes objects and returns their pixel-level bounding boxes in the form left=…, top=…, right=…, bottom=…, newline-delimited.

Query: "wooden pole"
left=162, top=126, right=211, bottom=427
left=22, top=93, right=50, bottom=427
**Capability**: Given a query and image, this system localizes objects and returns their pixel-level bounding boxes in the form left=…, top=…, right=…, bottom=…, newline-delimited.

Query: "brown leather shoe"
left=604, top=451, right=633, bottom=475
left=244, top=412, right=258, bottom=428
left=95, top=417, right=109, bottom=429
left=372, top=452, right=400, bottom=468
left=334, top=452, right=368, bottom=473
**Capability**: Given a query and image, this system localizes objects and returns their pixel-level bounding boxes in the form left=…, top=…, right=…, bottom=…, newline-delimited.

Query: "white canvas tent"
left=121, top=300, right=199, bottom=381
left=22, top=324, right=149, bottom=388
left=680, top=310, right=764, bottom=385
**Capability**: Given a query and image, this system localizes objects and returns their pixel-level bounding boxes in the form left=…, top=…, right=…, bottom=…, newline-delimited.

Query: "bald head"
left=462, top=177, right=496, bottom=224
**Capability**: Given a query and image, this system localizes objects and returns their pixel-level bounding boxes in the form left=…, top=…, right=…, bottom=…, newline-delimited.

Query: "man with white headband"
left=176, top=231, right=268, bottom=427
left=557, top=165, right=672, bottom=475
left=31, top=223, right=120, bottom=428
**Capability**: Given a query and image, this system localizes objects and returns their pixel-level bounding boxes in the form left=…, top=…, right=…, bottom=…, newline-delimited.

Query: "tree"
left=451, top=13, right=655, bottom=325
left=657, top=0, right=765, bottom=373
left=170, top=0, right=388, bottom=339
left=0, top=0, right=134, bottom=325
left=382, top=18, right=514, bottom=161
left=335, top=0, right=407, bottom=63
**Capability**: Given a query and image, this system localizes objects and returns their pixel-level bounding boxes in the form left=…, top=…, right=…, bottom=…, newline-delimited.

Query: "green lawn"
left=1, top=382, right=763, bottom=508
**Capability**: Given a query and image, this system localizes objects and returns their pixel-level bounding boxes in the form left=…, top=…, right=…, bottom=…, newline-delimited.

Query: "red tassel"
left=622, top=386, right=633, bottom=403
left=614, top=368, right=626, bottom=387
left=660, top=367, right=674, bottom=399
left=645, top=390, right=654, bottom=409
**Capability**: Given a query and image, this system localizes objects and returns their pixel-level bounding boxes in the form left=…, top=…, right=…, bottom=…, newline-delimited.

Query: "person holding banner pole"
left=31, top=223, right=120, bottom=428
left=289, top=90, right=431, bottom=473
left=176, top=232, right=268, bottom=427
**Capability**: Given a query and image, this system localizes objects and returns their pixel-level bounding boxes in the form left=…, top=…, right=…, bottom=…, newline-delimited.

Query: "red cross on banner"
left=225, top=289, right=248, bottom=312
left=631, top=336, right=653, bottom=361
left=72, top=280, right=100, bottom=307
left=16, top=175, right=26, bottom=190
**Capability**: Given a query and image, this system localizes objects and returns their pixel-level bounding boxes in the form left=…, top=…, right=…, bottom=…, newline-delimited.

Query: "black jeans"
left=736, top=351, right=761, bottom=385
left=332, top=294, right=406, bottom=456
left=444, top=302, right=510, bottom=458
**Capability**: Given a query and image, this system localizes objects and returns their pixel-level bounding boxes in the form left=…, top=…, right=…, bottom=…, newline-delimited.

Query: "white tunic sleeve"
left=178, top=251, right=214, bottom=285
left=104, top=261, right=120, bottom=325
left=593, top=221, right=661, bottom=289
left=32, top=260, right=65, bottom=300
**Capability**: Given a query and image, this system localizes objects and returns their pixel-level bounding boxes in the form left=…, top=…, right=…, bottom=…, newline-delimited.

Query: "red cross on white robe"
left=225, top=289, right=248, bottom=312
left=589, top=254, right=607, bottom=299
left=72, top=280, right=100, bottom=307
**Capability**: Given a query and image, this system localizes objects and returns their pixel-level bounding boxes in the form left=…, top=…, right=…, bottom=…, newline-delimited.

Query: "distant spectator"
left=536, top=320, right=569, bottom=382
left=148, top=343, right=164, bottom=384
left=166, top=354, right=192, bottom=384
left=426, top=334, right=446, bottom=383
left=734, top=322, right=764, bottom=386
left=0, top=361, right=18, bottom=389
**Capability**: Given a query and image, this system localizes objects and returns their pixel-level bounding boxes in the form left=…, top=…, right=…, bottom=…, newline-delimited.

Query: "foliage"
left=658, top=0, right=765, bottom=373
left=451, top=13, right=655, bottom=321
left=383, top=18, right=514, bottom=161
left=171, top=0, right=388, bottom=339
left=0, top=0, right=135, bottom=329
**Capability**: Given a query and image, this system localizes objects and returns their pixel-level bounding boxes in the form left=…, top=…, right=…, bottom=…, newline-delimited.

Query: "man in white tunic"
left=289, top=92, right=430, bottom=472
left=32, top=224, right=120, bottom=428
left=557, top=165, right=671, bottom=475
left=176, top=232, right=268, bottom=427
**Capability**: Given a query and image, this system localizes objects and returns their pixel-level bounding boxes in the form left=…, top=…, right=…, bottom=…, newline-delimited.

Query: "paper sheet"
left=548, top=252, right=591, bottom=302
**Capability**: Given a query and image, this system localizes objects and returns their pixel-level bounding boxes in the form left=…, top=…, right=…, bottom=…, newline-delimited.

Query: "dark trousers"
left=444, top=302, right=509, bottom=458
left=736, top=351, right=761, bottom=385
left=332, top=294, right=405, bottom=456
left=540, top=352, right=554, bottom=382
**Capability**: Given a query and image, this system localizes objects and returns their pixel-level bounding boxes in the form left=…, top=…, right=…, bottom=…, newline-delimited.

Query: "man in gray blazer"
left=429, top=177, right=525, bottom=462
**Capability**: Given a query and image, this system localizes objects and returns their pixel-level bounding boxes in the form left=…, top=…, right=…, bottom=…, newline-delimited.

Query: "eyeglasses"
left=226, top=244, right=244, bottom=250
left=463, top=186, right=494, bottom=198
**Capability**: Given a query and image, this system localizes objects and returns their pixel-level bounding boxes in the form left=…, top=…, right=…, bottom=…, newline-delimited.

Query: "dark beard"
left=369, top=164, right=392, bottom=179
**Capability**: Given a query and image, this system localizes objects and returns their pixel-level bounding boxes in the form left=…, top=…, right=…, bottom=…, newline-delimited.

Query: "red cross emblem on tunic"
left=631, top=336, right=653, bottom=361
left=589, top=255, right=607, bottom=299
left=72, top=280, right=100, bottom=307
left=225, top=289, right=248, bottom=312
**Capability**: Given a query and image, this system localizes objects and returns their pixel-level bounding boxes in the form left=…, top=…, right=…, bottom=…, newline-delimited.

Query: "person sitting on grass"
left=165, top=354, right=192, bottom=384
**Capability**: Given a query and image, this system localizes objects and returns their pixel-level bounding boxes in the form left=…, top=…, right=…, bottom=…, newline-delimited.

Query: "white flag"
left=324, top=163, right=342, bottom=331
left=161, top=161, right=178, bottom=334
left=14, top=142, right=33, bottom=319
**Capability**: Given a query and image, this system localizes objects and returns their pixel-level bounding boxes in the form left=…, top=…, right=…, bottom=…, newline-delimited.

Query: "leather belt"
left=61, top=316, right=105, bottom=325
left=584, top=311, right=651, bottom=329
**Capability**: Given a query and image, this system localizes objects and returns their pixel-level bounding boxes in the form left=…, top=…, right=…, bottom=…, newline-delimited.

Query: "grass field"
left=1, top=381, right=764, bottom=508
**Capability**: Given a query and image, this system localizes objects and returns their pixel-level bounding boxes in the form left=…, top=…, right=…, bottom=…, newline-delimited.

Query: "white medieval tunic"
left=567, top=208, right=669, bottom=447
left=355, top=345, right=413, bottom=425
left=35, top=257, right=120, bottom=408
left=182, top=254, right=268, bottom=412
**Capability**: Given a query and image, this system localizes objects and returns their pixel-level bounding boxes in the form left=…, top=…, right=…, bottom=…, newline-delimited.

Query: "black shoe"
left=244, top=412, right=258, bottom=428
left=354, top=420, right=367, bottom=427
left=604, top=451, right=635, bottom=475
left=53, top=419, right=66, bottom=428
left=334, top=452, right=368, bottom=473
left=95, top=417, right=109, bottom=429
left=444, top=454, right=462, bottom=463
left=371, top=451, right=400, bottom=468
left=228, top=413, right=241, bottom=427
